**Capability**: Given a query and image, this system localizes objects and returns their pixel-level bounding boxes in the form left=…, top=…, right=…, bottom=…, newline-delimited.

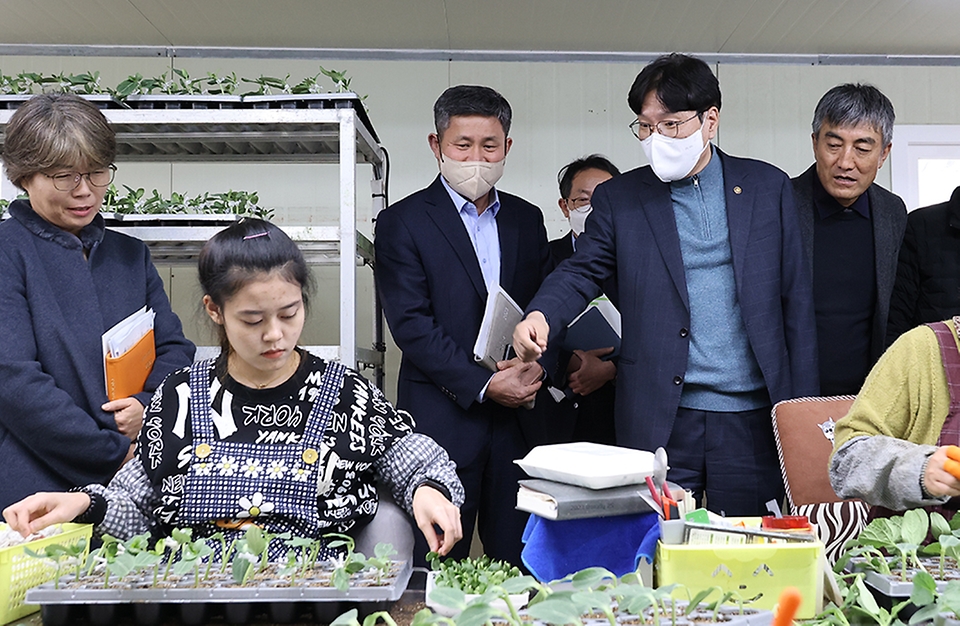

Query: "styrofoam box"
left=514, top=442, right=655, bottom=490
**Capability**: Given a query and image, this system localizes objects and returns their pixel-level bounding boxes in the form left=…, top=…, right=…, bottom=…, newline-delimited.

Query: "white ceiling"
left=0, top=0, right=958, bottom=60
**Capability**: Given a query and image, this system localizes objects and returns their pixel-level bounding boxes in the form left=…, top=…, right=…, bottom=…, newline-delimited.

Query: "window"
left=891, top=125, right=960, bottom=211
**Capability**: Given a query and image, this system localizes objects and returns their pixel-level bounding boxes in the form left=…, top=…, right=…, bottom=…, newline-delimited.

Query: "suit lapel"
left=794, top=166, right=817, bottom=277
left=423, top=177, right=488, bottom=301
left=721, top=153, right=754, bottom=291
left=640, top=175, right=690, bottom=311
left=868, top=184, right=899, bottom=294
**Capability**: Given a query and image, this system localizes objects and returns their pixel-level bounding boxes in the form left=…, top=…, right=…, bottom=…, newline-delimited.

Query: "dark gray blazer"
left=791, top=165, right=907, bottom=365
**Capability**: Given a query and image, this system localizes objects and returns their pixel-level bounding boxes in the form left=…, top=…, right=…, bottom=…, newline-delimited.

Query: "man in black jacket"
left=792, top=83, right=907, bottom=396
left=886, top=186, right=960, bottom=345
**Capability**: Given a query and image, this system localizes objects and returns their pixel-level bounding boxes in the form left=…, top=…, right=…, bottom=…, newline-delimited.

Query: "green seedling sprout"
left=284, top=535, right=314, bottom=581
left=241, top=74, right=292, bottom=95
left=325, top=532, right=369, bottom=592
left=939, top=580, right=960, bottom=621
left=904, top=569, right=940, bottom=624
left=926, top=511, right=960, bottom=580
left=331, top=607, right=403, bottom=626
left=409, top=607, right=457, bottom=626
left=25, top=542, right=68, bottom=589
left=367, top=542, right=397, bottom=584
left=173, top=537, right=213, bottom=587
left=205, top=531, right=226, bottom=581
left=525, top=592, right=586, bottom=626
left=230, top=538, right=259, bottom=585
left=704, top=590, right=746, bottom=622
left=427, top=551, right=523, bottom=594
left=615, top=583, right=660, bottom=624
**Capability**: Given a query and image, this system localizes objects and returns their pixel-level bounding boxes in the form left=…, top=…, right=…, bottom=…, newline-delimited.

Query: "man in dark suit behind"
left=550, top=155, right=621, bottom=445
left=514, top=54, right=818, bottom=516
left=791, top=83, right=907, bottom=396
left=887, top=186, right=960, bottom=345
left=375, top=85, right=554, bottom=565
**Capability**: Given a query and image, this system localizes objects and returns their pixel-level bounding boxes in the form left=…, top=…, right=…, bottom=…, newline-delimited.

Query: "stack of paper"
left=472, top=285, right=535, bottom=409
left=102, top=306, right=156, bottom=401
left=473, top=284, right=523, bottom=371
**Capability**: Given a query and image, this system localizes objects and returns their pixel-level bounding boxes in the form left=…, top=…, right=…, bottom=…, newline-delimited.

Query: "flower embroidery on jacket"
left=290, top=462, right=311, bottom=482
left=216, top=455, right=238, bottom=477
left=237, top=492, right=275, bottom=518
left=241, top=458, right=264, bottom=478
left=194, top=461, right=212, bottom=476
left=267, top=459, right=288, bottom=479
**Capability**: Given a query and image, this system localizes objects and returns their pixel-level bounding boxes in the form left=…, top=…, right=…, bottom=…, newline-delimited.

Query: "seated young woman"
left=3, top=218, right=464, bottom=558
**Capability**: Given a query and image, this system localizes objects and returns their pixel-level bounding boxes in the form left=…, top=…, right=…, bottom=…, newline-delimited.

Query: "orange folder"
left=104, top=328, right=156, bottom=401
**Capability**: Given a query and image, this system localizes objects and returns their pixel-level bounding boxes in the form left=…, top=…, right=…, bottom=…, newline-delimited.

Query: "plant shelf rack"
left=0, top=93, right=386, bottom=382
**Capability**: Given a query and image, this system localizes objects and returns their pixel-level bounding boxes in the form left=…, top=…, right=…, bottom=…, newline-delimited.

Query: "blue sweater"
left=670, top=149, right=767, bottom=411
left=0, top=201, right=195, bottom=509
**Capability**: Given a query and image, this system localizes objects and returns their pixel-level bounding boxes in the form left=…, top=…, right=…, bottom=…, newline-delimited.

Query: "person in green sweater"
left=830, top=317, right=960, bottom=510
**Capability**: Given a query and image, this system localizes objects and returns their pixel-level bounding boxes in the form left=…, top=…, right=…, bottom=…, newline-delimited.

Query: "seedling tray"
left=936, top=612, right=960, bottom=626
left=846, top=555, right=959, bottom=596
left=123, top=94, right=244, bottom=109
left=38, top=598, right=393, bottom=626
left=27, top=558, right=410, bottom=604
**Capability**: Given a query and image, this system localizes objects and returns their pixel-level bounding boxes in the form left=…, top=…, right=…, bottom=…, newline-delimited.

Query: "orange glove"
left=944, top=446, right=960, bottom=480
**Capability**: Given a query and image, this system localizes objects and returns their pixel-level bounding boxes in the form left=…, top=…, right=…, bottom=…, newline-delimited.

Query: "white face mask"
left=640, top=120, right=709, bottom=183
left=568, top=204, right=592, bottom=236
left=439, top=156, right=505, bottom=201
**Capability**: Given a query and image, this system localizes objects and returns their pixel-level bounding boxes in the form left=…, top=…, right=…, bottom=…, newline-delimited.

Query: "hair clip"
left=243, top=232, right=269, bottom=241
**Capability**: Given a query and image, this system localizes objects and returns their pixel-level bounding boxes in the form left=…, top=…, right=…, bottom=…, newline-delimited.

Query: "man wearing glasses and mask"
left=551, top=155, right=621, bottom=445
left=513, top=54, right=818, bottom=516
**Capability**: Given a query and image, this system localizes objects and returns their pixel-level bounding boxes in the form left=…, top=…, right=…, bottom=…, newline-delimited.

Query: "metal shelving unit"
left=0, top=94, right=386, bottom=381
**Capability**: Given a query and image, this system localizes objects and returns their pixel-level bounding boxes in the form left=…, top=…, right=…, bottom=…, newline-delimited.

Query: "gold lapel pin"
left=733, top=186, right=742, bottom=195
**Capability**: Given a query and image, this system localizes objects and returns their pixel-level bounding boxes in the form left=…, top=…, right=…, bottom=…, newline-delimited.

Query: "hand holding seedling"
left=413, top=484, right=462, bottom=556
left=924, top=445, right=960, bottom=498
left=2, top=491, right=91, bottom=538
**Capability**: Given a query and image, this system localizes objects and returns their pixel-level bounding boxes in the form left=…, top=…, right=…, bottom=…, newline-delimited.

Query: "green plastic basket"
left=0, top=523, right=92, bottom=625
left=657, top=540, right=824, bottom=618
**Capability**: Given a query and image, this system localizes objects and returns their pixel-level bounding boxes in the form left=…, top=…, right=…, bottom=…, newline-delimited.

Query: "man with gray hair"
left=792, top=83, right=907, bottom=396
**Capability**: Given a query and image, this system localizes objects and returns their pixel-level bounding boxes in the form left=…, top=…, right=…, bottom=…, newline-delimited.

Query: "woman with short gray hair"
left=0, top=93, right=194, bottom=510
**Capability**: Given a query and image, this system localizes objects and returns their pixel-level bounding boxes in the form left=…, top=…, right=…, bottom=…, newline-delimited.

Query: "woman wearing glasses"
left=0, top=93, right=194, bottom=510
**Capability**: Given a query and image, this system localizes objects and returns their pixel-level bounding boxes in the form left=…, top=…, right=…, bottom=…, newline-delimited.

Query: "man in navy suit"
left=375, top=85, right=554, bottom=564
left=514, top=54, right=819, bottom=516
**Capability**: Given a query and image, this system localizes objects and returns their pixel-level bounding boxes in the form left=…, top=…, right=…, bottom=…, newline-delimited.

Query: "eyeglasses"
left=43, top=164, right=116, bottom=192
left=629, top=112, right=702, bottom=140
left=565, top=197, right=592, bottom=210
